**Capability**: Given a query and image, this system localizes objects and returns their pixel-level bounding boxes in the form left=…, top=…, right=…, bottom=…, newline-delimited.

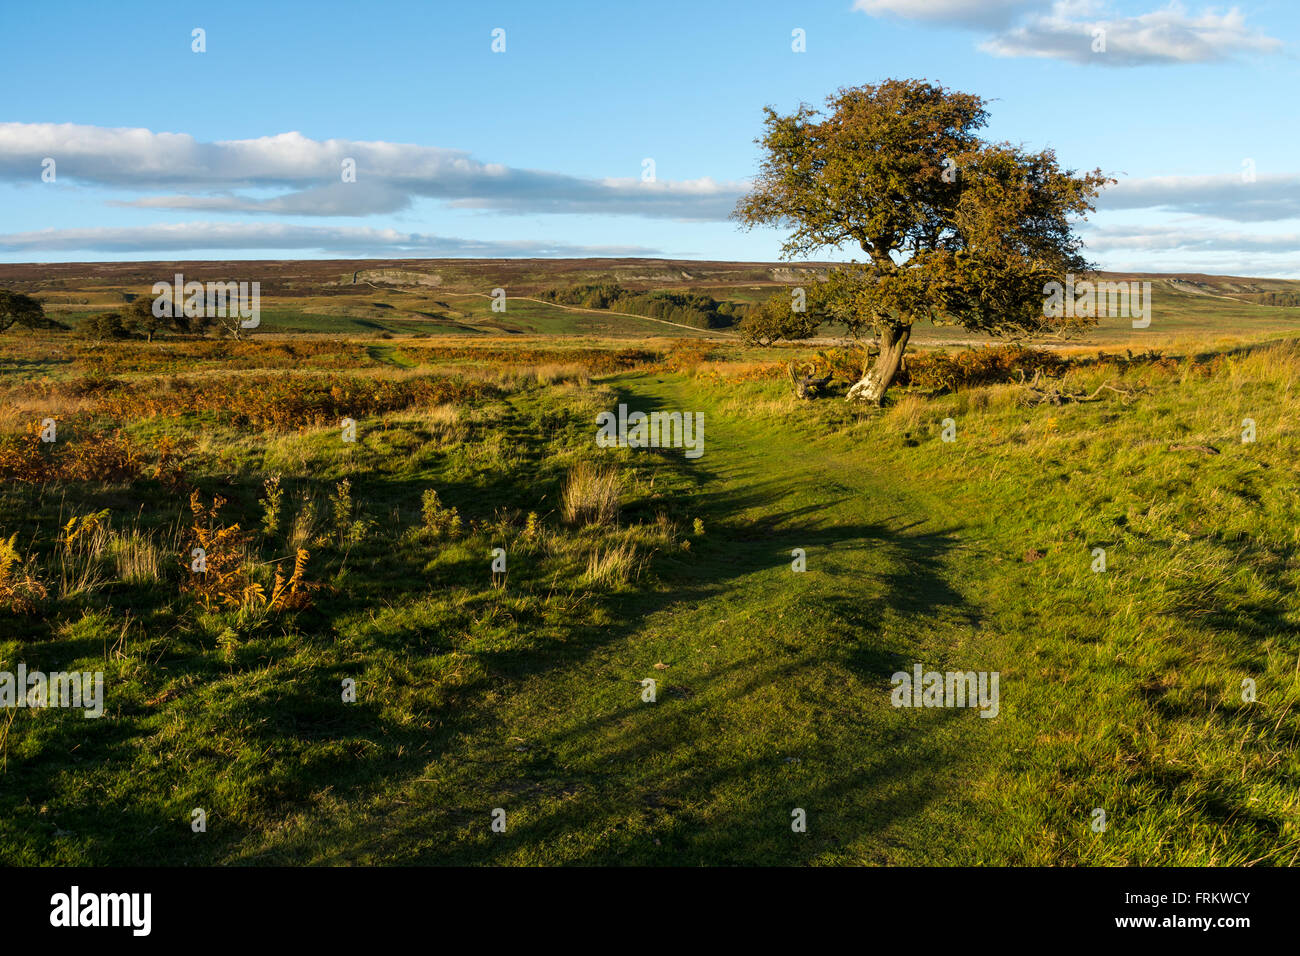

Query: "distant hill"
left=2, top=258, right=1298, bottom=302
left=3, top=259, right=1299, bottom=343
left=0, top=258, right=836, bottom=299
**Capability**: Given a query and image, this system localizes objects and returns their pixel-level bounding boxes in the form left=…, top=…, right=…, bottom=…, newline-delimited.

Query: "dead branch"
left=788, top=360, right=833, bottom=399
left=1015, top=369, right=1139, bottom=406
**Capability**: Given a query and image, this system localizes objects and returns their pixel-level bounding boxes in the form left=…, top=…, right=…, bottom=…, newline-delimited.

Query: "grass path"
left=14, top=350, right=1291, bottom=866
left=238, top=372, right=1005, bottom=864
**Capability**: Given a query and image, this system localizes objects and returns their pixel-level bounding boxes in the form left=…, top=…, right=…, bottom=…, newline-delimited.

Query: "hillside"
left=2, top=259, right=1300, bottom=345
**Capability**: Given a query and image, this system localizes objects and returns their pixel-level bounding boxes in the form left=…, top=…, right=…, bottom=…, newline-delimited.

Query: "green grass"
left=36, top=267, right=1300, bottom=347
left=1, top=335, right=1298, bottom=865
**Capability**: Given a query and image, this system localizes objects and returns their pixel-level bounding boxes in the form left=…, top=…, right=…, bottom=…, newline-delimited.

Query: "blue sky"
left=1, top=0, right=1298, bottom=275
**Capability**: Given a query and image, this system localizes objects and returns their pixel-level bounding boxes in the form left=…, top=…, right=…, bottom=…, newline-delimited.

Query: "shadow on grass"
left=2, top=373, right=983, bottom=865
left=221, top=381, right=981, bottom=864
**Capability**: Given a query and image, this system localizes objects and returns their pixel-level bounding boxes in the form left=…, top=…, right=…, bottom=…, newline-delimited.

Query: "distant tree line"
left=537, top=283, right=749, bottom=330
left=0, top=289, right=237, bottom=344
left=77, top=296, right=210, bottom=343
left=1246, top=292, right=1300, bottom=308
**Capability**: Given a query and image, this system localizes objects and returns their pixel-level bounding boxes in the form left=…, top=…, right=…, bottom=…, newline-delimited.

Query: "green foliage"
left=0, top=289, right=51, bottom=333
left=733, top=78, right=1112, bottom=400
left=737, top=289, right=820, bottom=346
left=78, top=311, right=132, bottom=343
left=329, top=479, right=371, bottom=547
left=538, top=282, right=747, bottom=330
left=420, top=488, right=462, bottom=539
left=121, top=296, right=189, bottom=341
left=260, top=474, right=284, bottom=537
left=900, top=345, right=1069, bottom=390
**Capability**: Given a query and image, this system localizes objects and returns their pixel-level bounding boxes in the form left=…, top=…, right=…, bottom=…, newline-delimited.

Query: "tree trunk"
left=846, top=325, right=911, bottom=404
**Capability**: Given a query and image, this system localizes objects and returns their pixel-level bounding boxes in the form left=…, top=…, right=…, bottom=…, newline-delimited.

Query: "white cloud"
left=1098, top=172, right=1300, bottom=221
left=114, top=182, right=414, bottom=216
left=982, top=3, right=1282, bottom=65
left=0, top=222, right=661, bottom=257
left=1077, top=223, right=1300, bottom=277
left=1085, top=223, right=1300, bottom=253
left=0, top=123, right=743, bottom=221
left=855, top=0, right=1282, bottom=66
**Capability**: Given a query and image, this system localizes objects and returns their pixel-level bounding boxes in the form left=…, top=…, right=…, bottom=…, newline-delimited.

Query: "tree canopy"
left=733, top=79, right=1111, bottom=403
left=122, top=296, right=190, bottom=342
left=737, top=290, right=820, bottom=347
left=0, top=290, right=50, bottom=333
left=78, top=311, right=131, bottom=344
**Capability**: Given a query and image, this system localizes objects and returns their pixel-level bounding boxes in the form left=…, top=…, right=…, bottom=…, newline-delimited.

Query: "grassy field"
left=7, top=257, right=1300, bottom=345
left=1, top=268, right=1299, bottom=865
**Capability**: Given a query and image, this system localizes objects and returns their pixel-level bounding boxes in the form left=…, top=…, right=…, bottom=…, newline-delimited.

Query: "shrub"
left=59, top=430, right=145, bottom=482
left=420, top=489, right=462, bottom=539
left=78, top=311, right=131, bottom=343
left=183, top=491, right=311, bottom=612
left=93, top=372, right=492, bottom=430
left=260, top=474, right=284, bottom=537
left=538, top=283, right=742, bottom=329
left=0, top=424, right=146, bottom=484
left=737, top=290, right=819, bottom=346
left=329, top=479, right=371, bottom=547
left=561, top=462, right=620, bottom=527
left=181, top=492, right=253, bottom=609
left=0, top=533, right=47, bottom=612
left=900, top=345, right=1068, bottom=391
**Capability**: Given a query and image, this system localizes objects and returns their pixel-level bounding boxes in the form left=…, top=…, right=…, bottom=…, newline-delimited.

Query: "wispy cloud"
left=0, top=123, right=742, bottom=221
left=1098, top=173, right=1300, bottom=221
left=853, top=0, right=1040, bottom=29
left=855, top=1, right=1282, bottom=66
left=0, top=222, right=661, bottom=257
left=1084, top=223, right=1300, bottom=253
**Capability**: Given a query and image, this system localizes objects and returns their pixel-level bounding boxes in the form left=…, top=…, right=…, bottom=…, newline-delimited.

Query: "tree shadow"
left=5, top=375, right=985, bottom=865
left=227, top=405, right=981, bottom=863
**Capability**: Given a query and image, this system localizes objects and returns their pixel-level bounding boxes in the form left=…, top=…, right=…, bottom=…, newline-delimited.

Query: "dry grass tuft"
left=561, top=461, right=621, bottom=527
left=583, top=540, right=642, bottom=587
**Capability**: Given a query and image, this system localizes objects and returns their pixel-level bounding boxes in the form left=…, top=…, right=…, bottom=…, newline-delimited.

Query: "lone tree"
left=78, top=311, right=131, bottom=345
left=737, top=289, right=820, bottom=347
left=0, top=290, right=49, bottom=333
left=733, top=79, right=1111, bottom=404
left=122, top=295, right=189, bottom=342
